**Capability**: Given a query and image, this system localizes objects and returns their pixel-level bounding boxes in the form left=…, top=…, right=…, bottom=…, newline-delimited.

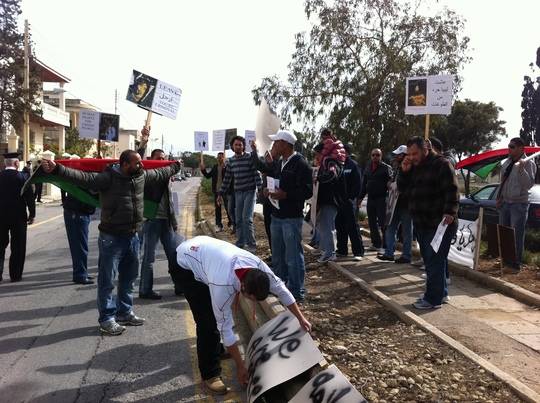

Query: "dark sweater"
left=251, top=152, right=313, bottom=219
left=202, top=164, right=226, bottom=194
left=62, top=191, right=96, bottom=215
left=343, top=157, right=362, bottom=200
left=360, top=160, right=392, bottom=200
left=397, top=152, right=459, bottom=229
left=0, top=169, right=35, bottom=221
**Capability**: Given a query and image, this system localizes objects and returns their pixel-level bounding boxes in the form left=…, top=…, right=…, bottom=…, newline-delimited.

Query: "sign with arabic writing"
left=289, top=365, right=367, bottom=403
left=126, top=70, right=182, bottom=119
left=448, top=218, right=478, bottom=269
left=246, top=311, right=323, bottom=403
left=405, top=75, right=453, bottom=115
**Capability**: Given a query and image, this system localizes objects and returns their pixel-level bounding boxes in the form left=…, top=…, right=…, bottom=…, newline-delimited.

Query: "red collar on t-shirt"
left=235, top=268, right=250, bottom=281
left=371, top=161, right=379, bottom=172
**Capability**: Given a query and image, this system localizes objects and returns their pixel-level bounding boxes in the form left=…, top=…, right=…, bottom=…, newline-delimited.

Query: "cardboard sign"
left=194, top=131, right=209, bottom=151
left=78, top=110, right=120, bottom=142
left=212, top=129, right=226, bottom=151
left=385, top=181, right=399, bottom=226
left=245, top=130, right=256, bottom=153
left=126, top=70, right=182, bottom=119
left=289, top=365, right=367, bottom=403
left=246, top=311, right=323, bottom=403
left=405, top=75, right=453, bottom=115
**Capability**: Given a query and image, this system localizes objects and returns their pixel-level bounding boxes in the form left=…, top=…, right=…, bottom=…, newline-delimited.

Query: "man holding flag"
left=41, top=149, right=181, bottom=335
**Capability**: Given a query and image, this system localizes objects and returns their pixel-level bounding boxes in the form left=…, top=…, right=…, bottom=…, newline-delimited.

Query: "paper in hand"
left=430, top=218, right=448, bottom=253
left=266, top=177, right=280, bottom=209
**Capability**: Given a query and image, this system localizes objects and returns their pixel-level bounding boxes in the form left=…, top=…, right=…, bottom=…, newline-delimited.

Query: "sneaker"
left=74, top=278, right=94, bottom=285
left=214, top=225, right=224, bottom=233
left=99, top=320, right=126, bottom=336
left=418, top=294, right=450, bottom=304
left=204, top=376, right=228, bottom=395
left=317, top=254, right=336, bottom=263
left=116, top=312, right=145, bottom=326
left=336, top=252, right=348, bottom=258
left=395, top=256, right=411, bottom=264
left=377, top=254, right=394, bottom=262
left=139, top=291, right=162, bottom=300
left=353, top=255, right=363, bottom=261
left=413, top=299, right=442, bottom=310
left=421, top=273, right=427, bottom=279
left=367, top=246, right=379, bottom=252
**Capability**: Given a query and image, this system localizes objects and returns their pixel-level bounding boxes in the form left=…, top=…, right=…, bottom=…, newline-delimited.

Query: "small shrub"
left=201, top=177, right=213, bottom=197
left=525, top=229, right=540, bottom=253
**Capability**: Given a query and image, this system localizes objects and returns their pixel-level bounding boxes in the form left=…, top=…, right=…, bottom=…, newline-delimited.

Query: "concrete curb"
left=359, top=228, right=540, bottom=308
left=315, top=255, right=540, bottom=403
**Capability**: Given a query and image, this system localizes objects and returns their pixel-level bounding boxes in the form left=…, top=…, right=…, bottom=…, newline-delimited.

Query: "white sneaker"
left=418, top=294, right=450, bottom=304
left=353, top=255, right=363, bottom=261
left=421, top=273, right=427, bottom=279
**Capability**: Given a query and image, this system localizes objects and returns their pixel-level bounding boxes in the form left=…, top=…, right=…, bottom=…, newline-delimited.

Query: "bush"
left=525, top=229, right=540, bottom=253
left=201, top=177, right=213, bottom=197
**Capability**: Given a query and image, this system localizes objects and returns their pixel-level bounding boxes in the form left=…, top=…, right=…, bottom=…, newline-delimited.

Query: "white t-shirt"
left=176, top=235, right=295, bottom=346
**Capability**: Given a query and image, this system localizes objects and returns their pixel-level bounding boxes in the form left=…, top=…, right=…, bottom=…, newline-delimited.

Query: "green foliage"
left=201, top=177, right=213, bottom=197
left=65, top=127, right=94, bottom=157
left=182, top=152, right=216, bottom=169
left=253, top=0, right=471, bottom=164
left=525, top=228, right=540, bottom=253
left=0, top=0, right=42, bottom=135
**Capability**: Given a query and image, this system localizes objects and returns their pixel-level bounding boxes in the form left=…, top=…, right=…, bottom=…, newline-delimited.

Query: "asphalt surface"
left=0, top=178, right=245, bottom=402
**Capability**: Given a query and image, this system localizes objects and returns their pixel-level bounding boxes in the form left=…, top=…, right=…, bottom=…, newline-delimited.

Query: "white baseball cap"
left=392, top=145, right=407, bottom=155
left=268, top=130, right=297, bottom=145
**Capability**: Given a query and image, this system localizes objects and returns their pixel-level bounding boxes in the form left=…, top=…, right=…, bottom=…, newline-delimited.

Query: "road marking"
left=28, top=214, right=63, bottom=229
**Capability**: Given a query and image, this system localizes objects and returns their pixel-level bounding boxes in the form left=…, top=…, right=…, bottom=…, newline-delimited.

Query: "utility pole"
left=114, top=89, right=118, bottom=114
left=23, top=20, right=30, bottom=162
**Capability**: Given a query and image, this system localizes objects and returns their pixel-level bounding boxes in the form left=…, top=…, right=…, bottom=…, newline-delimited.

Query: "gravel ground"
left=200, top=191, right=522, bottom=402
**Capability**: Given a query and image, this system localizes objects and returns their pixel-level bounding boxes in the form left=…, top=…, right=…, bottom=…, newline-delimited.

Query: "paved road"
left=0, top=178, right=245, bottom=402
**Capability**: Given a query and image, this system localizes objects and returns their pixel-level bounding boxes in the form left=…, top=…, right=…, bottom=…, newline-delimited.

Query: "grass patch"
left=201, top=177, right=213, bottom=197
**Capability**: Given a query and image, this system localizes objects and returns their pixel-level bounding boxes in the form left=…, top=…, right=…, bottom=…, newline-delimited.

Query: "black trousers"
left=0, top=218, right=28, bottom=280
left=174, top=261, right=221, bottom=380
left=34, top=183, right=43, bottom=202
left=213, top=193, right=230, bottom=228
left=367, top=196, right=387, bottom=248
left=335, top=199, right=364, bottom=256
left=263, top=200, right=272, bottom=251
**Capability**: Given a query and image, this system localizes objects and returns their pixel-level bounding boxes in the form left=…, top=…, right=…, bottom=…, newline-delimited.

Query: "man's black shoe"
left=395, top=257, right=411, bottom=264
left=87, top=275, right=94, bottom=280
left=139, top=291, right=162, bottom=300
left=74, top=278, right=94, bottom=285
left=377, top=254, right=394, bottom=262
left=11, top=277, right=22, bottom=282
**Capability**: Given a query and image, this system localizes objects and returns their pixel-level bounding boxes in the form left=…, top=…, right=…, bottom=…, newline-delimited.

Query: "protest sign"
left=194, top=131, right=209, bottom=151
left=78, top=110, right=120, bottom=142
left=289, top=365, right=367, bottom=403
left=246, top=311, right=323, bottom=403
left=245, top=130, right=256, bottom=153
left=255, top=98, right=280, bottom=154
left=405, top=75, right=453, bottom=115
left=385, top=182, right=399, bottom=226
left=212, top=130, right=226, bottom=151
left=224, top=128, right=237, bottom=150
left=126, top=70, right=182, bottom=119
left=448, top=218, right=478, bottom=269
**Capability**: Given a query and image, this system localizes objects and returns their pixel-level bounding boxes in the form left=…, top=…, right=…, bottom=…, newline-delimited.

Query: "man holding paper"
left=398, top=136, right=458, bottom=310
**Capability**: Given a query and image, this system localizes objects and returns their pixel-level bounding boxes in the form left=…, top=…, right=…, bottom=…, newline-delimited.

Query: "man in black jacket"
left=0, top=153, right=35, bottom=282
left=335, top=143, right=364, bottom=260
left=359, top=148, right=392, bottom=252
left=41, top=150, right=181, bottom=335
left=250, top=131, right=313, bottom=301
left=200, top=152, right=231, bottom=232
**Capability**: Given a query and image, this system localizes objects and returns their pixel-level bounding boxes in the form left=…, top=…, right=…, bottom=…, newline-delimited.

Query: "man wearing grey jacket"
left=497, top=137, right=537, bottom=270
left=41, top=150, right=181, bottom=335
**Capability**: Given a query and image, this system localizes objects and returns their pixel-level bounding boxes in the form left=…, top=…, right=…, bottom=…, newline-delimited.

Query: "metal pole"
left=23, top=20, right=30, bottom=162
left=424, top=114, right=430, bottom=139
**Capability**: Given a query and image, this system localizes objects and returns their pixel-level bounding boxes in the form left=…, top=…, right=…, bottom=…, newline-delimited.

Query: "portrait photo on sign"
left=126, top=70, right=157, bottom=109
left=99, top=113, right=120, bottom=142
left=224, top=128, right=238, bottom=150
left=407, top=78, right=427, bottom=107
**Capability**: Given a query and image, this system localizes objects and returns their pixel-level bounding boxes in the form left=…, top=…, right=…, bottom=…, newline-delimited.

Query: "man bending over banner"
left=173, top=235, right=311, bottom=395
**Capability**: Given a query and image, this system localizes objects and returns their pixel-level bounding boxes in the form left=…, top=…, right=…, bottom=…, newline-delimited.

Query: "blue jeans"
left=271, top=216, right=305, bottom=300
left=139, top=219, right=176, bottom=294
left=64, top=210, right=91, bottom=282
left=317, top=205, right=337, bottom=258
left=416, top=224, right=457, bottom=305
left=499, top=202, right=529, bottom=265
left=384, top=207, right=413, bottom=260
left=234, top=190, right=256, bottom=248
left=97, top=232, right=140, bottom=324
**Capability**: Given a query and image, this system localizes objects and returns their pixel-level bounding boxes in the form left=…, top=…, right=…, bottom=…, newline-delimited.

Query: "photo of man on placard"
left=126, top=70, right=157, bottom=109
left=99, top=113, right=120, bottom=142
left=224, top=128, right=237, bottom=150
left=407, top=78, right=427, bottom=107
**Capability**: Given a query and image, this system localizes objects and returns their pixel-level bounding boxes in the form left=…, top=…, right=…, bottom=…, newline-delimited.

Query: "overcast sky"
left=21, top=0, right=540, bottom=154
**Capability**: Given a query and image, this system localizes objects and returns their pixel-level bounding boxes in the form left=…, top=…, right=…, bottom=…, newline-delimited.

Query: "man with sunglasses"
left=359, top=148, right=393, bottom=253
left=496, top=137, right=536, bottom=270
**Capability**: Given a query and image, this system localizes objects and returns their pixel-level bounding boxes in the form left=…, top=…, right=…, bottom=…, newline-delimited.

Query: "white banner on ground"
left=289, top=365, right=367, bottom=403
left=405, top=74, right=453, bottom=115
left=244, top=130, right=256, bottom=153
left=212, top=129, right=226, bottom=151
left=448, top=218, right=478, bottom=269
left=255, top=98, right=280, bottom=155
left=246, top=311, right=323, bottom=403
left=194, top=131, right=209, bottom=151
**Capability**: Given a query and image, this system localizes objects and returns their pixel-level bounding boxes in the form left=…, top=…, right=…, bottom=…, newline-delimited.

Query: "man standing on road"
left=250, top=131, right=313, bottom=301
left=378, top=145, right=413, bottom=264
left=41, top=149, right=181, bottom=335
left=217, top=136, right=261, bottom=252
left=497, top=137, right=536, bottom=270
left=173, top=235, right=311, bottom=394
left=398, top=136, right=458, bottom=310
left=200, top=152, right=230, bottom=233
left=0, top=153, right=35, bottom=283
left=359, top=148, right=392, bottom=253
left=335, top=143, right=364, bottom=260
left=137, top=127, right=185, bottom=300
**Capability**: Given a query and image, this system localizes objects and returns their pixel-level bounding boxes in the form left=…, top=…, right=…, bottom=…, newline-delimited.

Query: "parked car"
left=172, top=172, right=186, bottom=182
left=458, top=183, right=540, bottom=228
left=185, top=172, right=192, bottom=178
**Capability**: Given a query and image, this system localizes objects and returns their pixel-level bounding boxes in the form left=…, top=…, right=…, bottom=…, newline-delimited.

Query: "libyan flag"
left=24, top=158, right=177, bottom=219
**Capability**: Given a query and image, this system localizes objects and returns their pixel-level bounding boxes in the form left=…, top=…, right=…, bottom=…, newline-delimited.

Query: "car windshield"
left=473, top=186, right=496, bottom=200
